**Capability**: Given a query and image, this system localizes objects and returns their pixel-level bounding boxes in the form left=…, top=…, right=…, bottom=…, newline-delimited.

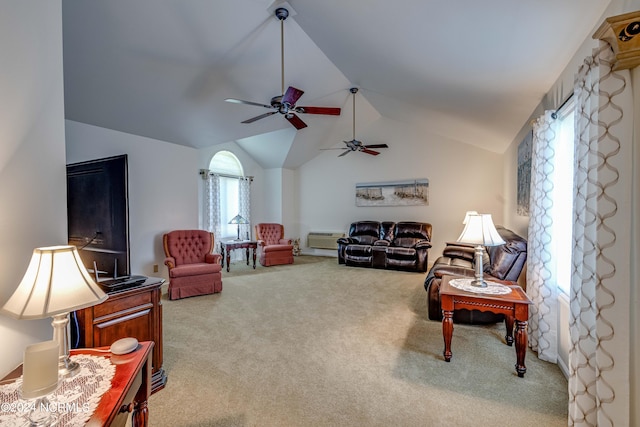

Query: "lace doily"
left=0, top=354, right=115, bottom=427
left=450, top=278, right=513, bottom=295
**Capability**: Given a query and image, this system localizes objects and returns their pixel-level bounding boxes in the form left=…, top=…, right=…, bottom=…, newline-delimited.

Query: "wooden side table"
left=220, top=240, right=257, bottom=272
left=440, top=275, right=532, bottom=377
left=2, top=342, right=153, bottom=427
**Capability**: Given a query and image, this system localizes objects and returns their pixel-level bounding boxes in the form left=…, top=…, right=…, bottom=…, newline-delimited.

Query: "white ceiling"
left=62, top=0, right=611, bottom=168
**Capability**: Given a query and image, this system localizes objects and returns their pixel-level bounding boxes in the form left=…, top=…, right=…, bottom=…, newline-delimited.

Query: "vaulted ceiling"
left=62, top=0, right=611, bottom=168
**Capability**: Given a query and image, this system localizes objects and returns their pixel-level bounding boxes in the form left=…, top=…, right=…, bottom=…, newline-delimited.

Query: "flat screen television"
left=67, top=154, right=130, bottom=279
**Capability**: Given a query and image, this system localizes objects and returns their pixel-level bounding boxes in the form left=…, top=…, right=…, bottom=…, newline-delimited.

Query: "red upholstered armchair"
left=163, top=230, right=223, bottom=300
left=254, top=223, right=294, bottom=267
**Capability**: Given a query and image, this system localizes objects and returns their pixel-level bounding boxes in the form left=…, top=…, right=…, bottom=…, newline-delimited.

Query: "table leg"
left=442, top=309, right=453, bottom=362
left=245, top=247, right=250, bottom=265
left=132, top=400, right=149, bottom=427
left=225, top=249, right=231, bottom=273
left=252, top=247, right=256, bottom=269
left=514, top=320, right=528, bottom=377
left=220, top=247, right=225, bottom=269
left=504, top=315, right=514, bottom=346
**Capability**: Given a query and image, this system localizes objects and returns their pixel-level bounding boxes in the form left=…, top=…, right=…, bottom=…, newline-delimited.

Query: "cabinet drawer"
left=94, top=292, right=152, bottom=318
left=110, top=367, right=143, bottom=427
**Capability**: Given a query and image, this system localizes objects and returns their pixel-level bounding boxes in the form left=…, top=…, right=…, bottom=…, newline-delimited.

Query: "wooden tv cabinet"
left=74, top=277, right=167, bottom=394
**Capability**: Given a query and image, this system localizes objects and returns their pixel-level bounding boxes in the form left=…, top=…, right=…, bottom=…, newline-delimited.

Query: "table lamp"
left=456, top=213, right=505, bottom=287
left=229, top=214, right=249, bottom=240
left=1, top=245, right=108, bottom=377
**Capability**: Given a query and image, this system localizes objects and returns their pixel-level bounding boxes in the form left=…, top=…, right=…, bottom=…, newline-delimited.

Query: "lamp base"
left=58, top=357, right=80, bottom=378
left=473, top=245, right=487, bottom=288
left=470, top=279, right=488, bottom=288
left=51, top=313, right=80, bottom=378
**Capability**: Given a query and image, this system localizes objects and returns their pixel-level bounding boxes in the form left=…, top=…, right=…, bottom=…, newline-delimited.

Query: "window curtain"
left=568, top=42, right=633, bottom=427
left=239, top=177, right=251, bottom=240
left=202, top=173, right=222, bottom=252
left=526, top=110, right=559, bottom=363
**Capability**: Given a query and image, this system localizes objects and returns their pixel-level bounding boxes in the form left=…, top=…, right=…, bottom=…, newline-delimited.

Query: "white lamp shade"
left=1, top=245, right=107, bottom=319
left=456, top=214, right=505, bottom=246
left=462, top=210, right=478, bottom=224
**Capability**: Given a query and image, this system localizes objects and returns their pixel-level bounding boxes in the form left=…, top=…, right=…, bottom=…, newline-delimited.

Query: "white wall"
left=298, top=115, right=504, bottom=257
left=0, top=1, right=67, bottom=377
left=65, top=121, right=200, bottom=279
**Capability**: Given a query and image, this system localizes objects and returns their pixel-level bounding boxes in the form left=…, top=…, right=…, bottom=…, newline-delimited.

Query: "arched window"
left=203, top=151, right=251, bottom=245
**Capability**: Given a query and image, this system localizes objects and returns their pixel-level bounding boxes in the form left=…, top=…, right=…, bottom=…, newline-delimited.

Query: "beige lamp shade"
left=1, top=245, right=107, bottom=319
left=457, top=214, right=505, bottom=246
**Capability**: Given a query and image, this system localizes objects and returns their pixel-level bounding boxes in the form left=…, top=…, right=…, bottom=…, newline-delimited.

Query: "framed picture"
left=356, top=179, right=429, bottom=207
left=517, top=130, right=533, bottom=216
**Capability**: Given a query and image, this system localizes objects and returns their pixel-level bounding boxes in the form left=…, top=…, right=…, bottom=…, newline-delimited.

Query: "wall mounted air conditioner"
left=307, top=232, right=345, bottom=250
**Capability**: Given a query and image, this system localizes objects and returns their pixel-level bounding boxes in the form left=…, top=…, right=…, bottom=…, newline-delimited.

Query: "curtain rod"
left=551, top=92, right=574, bottom=119
left=199, top=169, right=254, bottom=181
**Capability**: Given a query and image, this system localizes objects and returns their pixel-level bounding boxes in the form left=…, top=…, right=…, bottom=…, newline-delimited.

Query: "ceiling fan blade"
left=361, top=149, right=381, bottom=156
left=338, top=149, right=351, bottom=157
left=241, top=111, right=278, bottom=124
left=363, top=144, right=389, bottom=149
left=225, top=98, right=274, bottom=110
left=282, top=86, right=304, bottom=105
left=286, top=113, right=307, bottom=129
left=296, top=106, right=341, bottom=116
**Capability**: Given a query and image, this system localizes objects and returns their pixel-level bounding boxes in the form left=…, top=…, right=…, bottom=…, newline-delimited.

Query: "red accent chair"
left=163, top=230, right=223, bottom=300
left=254, top=223, right=294, bottom=267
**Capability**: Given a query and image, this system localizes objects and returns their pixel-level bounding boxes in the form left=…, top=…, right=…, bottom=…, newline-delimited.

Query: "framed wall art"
left=517, top=130, right=533, bottom=216
left=355, top=179, right=429, bottom=207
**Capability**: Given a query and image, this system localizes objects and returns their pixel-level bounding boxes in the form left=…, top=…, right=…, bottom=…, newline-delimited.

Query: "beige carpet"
left=148, top=256, right=567, bottom=427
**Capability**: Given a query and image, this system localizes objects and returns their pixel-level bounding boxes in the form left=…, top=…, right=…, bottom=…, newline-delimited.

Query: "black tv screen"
left=67, top=154, right=130, bottom=279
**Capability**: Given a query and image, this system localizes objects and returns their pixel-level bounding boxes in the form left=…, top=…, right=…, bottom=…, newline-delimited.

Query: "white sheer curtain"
left=239, top=177, right=251, bottom=240
left=202, top=173, right=222, bottom=252
left=568, top=42, right=633, bottom=427
left=526, top=110, right=559, bottom=363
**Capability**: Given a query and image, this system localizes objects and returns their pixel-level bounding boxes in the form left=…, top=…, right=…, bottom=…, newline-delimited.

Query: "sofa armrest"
left=337, top=237, right=354, bottom=245
left=415, top=240, right=432, bottom=250
left=442, top=243, right=476, bottom=261
left=279, top=238, right=292, bottom=245
left=433, top=267, right=475, bottom=279
left=205, top=253, right=222, bottom=264
left=164, top=256, right=176, bottom=269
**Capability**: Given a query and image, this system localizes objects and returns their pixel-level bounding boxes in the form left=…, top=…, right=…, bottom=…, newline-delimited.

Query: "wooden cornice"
left=593, top=10, right=640, bottom=70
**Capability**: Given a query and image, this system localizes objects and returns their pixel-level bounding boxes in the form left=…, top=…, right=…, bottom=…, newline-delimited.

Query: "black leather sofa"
left=337, top=221, right=432, bottom=272
left=424, top=226, right=527, bottom=323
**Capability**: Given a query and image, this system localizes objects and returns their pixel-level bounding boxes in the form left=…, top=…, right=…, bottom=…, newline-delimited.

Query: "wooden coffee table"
left=440, top=275, right=532, bottom=377
left=220, top=239, right=257, bottom=272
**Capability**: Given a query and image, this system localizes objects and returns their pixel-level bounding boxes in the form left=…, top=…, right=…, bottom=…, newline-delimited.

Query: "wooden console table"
left=440, top=275, right=532, bottom=377
left=219, top=240, right=257, bottom=272
left=2, top=342, right=153, bottom=427
left=74, top=277, right=166, bottom=394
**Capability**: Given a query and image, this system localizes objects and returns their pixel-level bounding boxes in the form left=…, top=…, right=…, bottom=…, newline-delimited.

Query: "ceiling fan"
left=224, top=7, right=341, bottom=130
left=322, top=87, right=389, bottom=157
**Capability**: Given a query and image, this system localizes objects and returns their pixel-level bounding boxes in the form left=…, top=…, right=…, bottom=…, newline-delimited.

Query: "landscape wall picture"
left=355, top=179, right=429, bottom=207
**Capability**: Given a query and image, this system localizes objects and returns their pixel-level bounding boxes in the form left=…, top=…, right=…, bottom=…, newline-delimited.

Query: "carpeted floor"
left=148, top=255, right=567, bottom=427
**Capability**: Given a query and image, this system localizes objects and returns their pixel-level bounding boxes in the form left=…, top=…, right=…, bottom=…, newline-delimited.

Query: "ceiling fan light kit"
left=322, top=87, right=389, bottom=157
left=224, top=6, right=341, bottom=130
